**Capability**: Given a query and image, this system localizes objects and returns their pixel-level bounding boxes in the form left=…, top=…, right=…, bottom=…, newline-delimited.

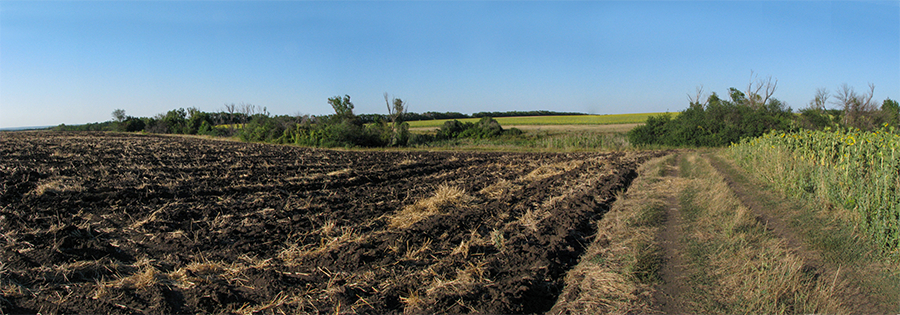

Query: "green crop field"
left=406, top=113, right=671, bottom=128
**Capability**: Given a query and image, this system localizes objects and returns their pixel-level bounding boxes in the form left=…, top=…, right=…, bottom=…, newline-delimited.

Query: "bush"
left=629, top=89, right=793, bottom=147
left=123, top=117, right=145, bottom=132
left=627, top=113, right=673, bottom=146
left=797, top=108, right=842, bottom=130
left=433, top=117, right=512, bottom=141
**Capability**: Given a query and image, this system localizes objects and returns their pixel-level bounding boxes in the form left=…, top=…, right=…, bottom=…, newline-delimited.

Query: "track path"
left=701, top=152, right=895, bottom=314
left=647, top=151, right=898, bottom=313
left=651, top=153, right=690, bottom=314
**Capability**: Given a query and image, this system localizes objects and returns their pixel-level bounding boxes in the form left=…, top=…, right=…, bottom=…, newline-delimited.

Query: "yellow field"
left=406, top=113, right=670, bottom=128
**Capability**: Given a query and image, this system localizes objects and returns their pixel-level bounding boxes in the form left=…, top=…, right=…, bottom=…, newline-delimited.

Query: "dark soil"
left=0, top=131, right=666, bottom=314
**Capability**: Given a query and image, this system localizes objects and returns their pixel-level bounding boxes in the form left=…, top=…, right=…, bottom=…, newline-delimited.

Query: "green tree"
left=123, top=117, right=145, bottom=132
left=882, top=98, right=899, bottom=126
left=112, top=109, right=127, bottom=131
left=162, top=108, right=188, bottom=134
left=186, top=107, right=212, bottom=135
left=112, top=109, right=126, bottom=123
left=328, top=95, right=356, bottom=123
left=628, top=76, right=793, bottom=147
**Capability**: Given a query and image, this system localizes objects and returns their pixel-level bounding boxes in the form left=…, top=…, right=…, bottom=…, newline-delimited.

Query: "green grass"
left=674, top=152, right=843, bottom=314
left=406, top=113, right=672, bottom=128
left=728, top=128, right=900, bottom=256
left=711, top=150, right=900, bottom=311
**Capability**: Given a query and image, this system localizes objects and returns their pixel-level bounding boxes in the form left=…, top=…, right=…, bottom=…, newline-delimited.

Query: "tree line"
left=628, top=75, right=899, bottom=147
left=55, top=94, right=527, bottom=148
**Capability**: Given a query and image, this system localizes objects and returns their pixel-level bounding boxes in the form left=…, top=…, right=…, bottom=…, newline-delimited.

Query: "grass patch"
left=674, top=152, right=844, bottom=314
left=628, top=240, right=663, bottom=284
left=709, top=151, right=900, bottom=310
left=729, top=129, right=900, bottom=256
left=550, top=153, right=678, bottom=314
left=408, top=130, right=638, bottom=152
left=533, top=131, right=630, bottom=151
left=626, top=200, right=666, bottom=228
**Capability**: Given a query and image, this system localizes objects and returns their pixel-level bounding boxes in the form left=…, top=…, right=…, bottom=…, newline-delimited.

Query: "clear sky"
left=2, top=1, right=898, bottom=128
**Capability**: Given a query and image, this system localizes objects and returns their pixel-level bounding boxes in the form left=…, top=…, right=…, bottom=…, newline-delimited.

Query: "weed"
left=489, top=229, right=505, bottom=250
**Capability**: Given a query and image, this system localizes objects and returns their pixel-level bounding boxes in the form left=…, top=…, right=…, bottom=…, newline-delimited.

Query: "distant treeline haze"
left=53, top=79, right=899, bottom=148
left=56, top=97, right=571, bottom=147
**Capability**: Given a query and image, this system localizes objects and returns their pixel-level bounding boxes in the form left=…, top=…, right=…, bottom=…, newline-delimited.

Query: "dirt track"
left=1, top=132, right=666, bottom=314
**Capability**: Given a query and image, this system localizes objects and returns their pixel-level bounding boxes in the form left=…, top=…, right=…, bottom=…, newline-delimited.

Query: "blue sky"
left=2, top=1, right=898, bottom=128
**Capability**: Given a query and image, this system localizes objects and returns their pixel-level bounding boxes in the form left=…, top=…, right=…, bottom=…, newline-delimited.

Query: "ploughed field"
left=1, top=132, right=665, bottom=314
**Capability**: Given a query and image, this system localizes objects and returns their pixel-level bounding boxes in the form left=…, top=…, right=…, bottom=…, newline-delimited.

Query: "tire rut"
left=652, top=154, right=690, bottom=314
left=703, top=153, right=892, bottom=314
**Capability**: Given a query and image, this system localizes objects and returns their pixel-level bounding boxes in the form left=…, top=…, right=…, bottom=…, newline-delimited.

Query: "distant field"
left=406, top=113, right=670, bottom=128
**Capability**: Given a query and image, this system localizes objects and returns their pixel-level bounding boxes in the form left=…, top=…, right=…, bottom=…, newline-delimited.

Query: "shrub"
left=434, top=117, right=510, bottom=141
left=629, top=88, right=793, bottom=147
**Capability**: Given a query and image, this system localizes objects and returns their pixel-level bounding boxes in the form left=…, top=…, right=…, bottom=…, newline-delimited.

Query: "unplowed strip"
left=703, top=152, right=896, bottom=314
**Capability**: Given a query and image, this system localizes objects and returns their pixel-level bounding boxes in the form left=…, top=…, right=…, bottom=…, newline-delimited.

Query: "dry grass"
left=555, top=152, right=846, bottom=313
left=521, top=160, right=583, bottom=183
left=1, top=261, right=28, bottom=300
left=479, top=179, right=520, bottom=199
left=93, top=258, right=164, bottom=299
left=389, top=184, right=472, bottom=229
left=518, top=208, right=551, bottom=232
left=29, top=177, right=84, bottom=196
left=425, top=261, right=490, bottom=298
left=677, top=152, right=846, bottom=313
left=92, top=255, right=267, bottom=301
left=402, top=239, right=433, bottom=261
left=235, top=292, right=298, bottom=315
left=278, top=226, right=356, bottom=265
left=398, top=159, right=417, bottom=166
left=326, top=168, right=351, bottom=176
left=479, top=160, right=583, bottom=201
left=450, top=229, right=485, bottom=258
left=399, top=290, right=424, bottom=314
left=550, top=154, right=676, bottom=314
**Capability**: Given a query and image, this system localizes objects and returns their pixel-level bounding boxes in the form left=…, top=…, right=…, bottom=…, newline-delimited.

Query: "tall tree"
left=328, top=95, right=356, bottom=123
left=883, top=98, right=899, bottom=126
left=112, top=109, right=126, bottom=123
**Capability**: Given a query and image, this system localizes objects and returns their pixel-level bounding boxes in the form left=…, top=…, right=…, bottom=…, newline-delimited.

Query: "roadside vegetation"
left=673, top=153, right=846, bottom=313
left=554, top=150, right=899, bottom=313
left=730, top=127, right=900, bottom=255
left=551, top=154, right=676, bottom=313
left=628, top=77, right=899, bottom=147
